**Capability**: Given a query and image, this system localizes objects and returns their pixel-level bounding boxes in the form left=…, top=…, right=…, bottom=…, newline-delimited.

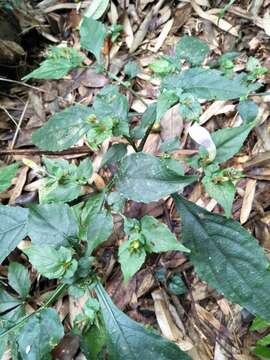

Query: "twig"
left=0, top=77, right=46, bottom=93
left=0, top=146, right=93, bottom=156
left=10, top=99, right=29, bottom=150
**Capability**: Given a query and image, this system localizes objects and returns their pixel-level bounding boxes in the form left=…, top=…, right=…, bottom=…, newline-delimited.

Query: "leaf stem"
left=137, top=120, right=155, bottom=152
left=0, top=283, right=66, bottom=339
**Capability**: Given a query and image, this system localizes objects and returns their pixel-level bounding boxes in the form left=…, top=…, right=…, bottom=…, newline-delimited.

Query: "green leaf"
left=156, top=90, right=178, bottom=121
left=130, top=103, right=157, bottom=139
left=101, top=143, right=127, bottom=167
left=250, top=317, right=270, bottom=331
left=124, top=61, right=140, bottom=79
left=24, top=245, right=77, bottom=280
left=202, top=176, right=235, bottom=218
left=149, top=58, right=176, bottom=77
left=81, top=320, right=107, bottom=359
left=258, top=333, right=270, bottom=347
left=212, top=123, right=254, bottom=163
left=176, top=36, right=209, bottom=66
left=86, top=210, right=113, bottom=255
left=173, top=194, right=270, bottom=322
left=95, top=283, right=191, bottom=360
left=115, top=152, right=197, bottom=203
left=162, top=68, right=252, bottom=100
left=84, top=0, right=109, bottom=19
left=93, top=85, right=129, bottom=136
left=179, top=93, right=201, bottom=121
left=28, top=204, right=78, bottom=246
left=140, top=215, right=189, bottom=253
left=253, top=345, right=270, bottom=359
left=0, top=287, right=21, bottom=313
left=0, top=205, right=28, bottom=264
left=238, top=100, right=258, bottom=124
left=8, top=262, right=30, bottom=298
left=32, top=105, right=92, bottom=151
left=118, top=235, right=147, bottom=282
left=22, top=47, right=85, bottom=80
left=0, top=163, right=19, bottom=192
left=168, top=274, right=187, bottom=295
left=80, top=17, right=107, bottom=62
left=18, top=308, right=64, bottom=360
left=86, top=117, right=114, bottom=150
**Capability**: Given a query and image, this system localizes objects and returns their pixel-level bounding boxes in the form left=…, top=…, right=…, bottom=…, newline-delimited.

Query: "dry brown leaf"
left=8, top=166, right=28, bottom=205
left=152, top=18, right=174, bottom=52
left=240, top=179, right=257, bottom=224
left=191, top=2, right=239, bottom=36
left=123, top=14, right=134, bottom=49
left=160, top=104, right=184, bottom=142
left=200, top=101, right=235, bottom=125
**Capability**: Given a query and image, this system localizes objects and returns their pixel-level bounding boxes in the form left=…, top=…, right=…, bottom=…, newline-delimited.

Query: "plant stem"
left=138, top=120, right=155, bottom=152
left=107, top=71, right=148, bottom=107
left=0, top=283, right=66, bottom=339
left=123, top=135, right=138, bottom=152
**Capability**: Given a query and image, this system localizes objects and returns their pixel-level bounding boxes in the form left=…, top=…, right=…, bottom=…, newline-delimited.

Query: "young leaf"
left=178, top=93, right=201, bottom=121
left=173, top=194, right=270, bottom=322
left=156, top=90, right=178, bottom=121
left=212, top=123, right=254, bottom=164
left=28, top=204, right=78, bottom=246
left=18, top=308, right=64, bottom=360
left=32, top=105, right=92, bottom=151
left=0, top=287, right=21, bottom=313
left=80, top=17, right=107, bottom=62
left=124, top=61, right=140, bottom=79
left=149, top=58, right=176, bottom=77
left=140, top=216, right=189, bottom=253
left=202, top=176, right=235, bottom=218
left=8, top=262, right=30, bottom=299
left=84, top=0, right=109, bottom=19
left=101, top=143, right=127, bottom=167
left=93, top=85, right=129, bottom=136
left=250, top=317, right=270, bottom=331
left=238, top=100, right=258, bottom=124
left=81, top=319, right=107, bottom=359
left=176, top=36, right=209, bottom=66
left=86, top=210, right=113, bottom=255
left=118, top=236, right=147, bottom=282
left=162, top=68, right=252, bottom=100
left=95, top=283, right=191, bottom=360
left=0, top=205, right=28, bottom=264
left=24, top=245, right=77, bottom=280
left=0, top=163, right=19, bottom=192
left=115, top=153, right=197, bottom=203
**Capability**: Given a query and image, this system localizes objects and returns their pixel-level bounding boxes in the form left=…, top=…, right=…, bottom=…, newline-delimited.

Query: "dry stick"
left=10, top=99, right=29, bottom=150
left=0, top=77, right=46, bottom=93
left=0, top=146, right=93, bottom=156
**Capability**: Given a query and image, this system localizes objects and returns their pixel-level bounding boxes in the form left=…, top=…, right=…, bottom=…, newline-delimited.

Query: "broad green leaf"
left=81, top=320, right=107, bottom=359
left=149, top=58, right=176, bottom=77
left=258, top=333, right=270, bottom=347
left=212, top=123, right=254, bottom=163
left=28, top=204, right=78, bottom=246
left=80, top=17, right=107, bottom=62
left=115, top=152, right=197, bottom=203
left=179, top=93, right=201, bottom=121
left=32, top=105, right=92, bottom=151
left=174, top=194, right=270, bottom=322
left=156, top=90, right=178, bottom=121
left=24, top=245, right=77, bottom=280
left=130, top=103, right=157, bottom=139
left=202, top=176, right=235, bottom=218
left=8, top=262, right=30, bottom=299
left=250, top=317, right=270, bottom=331
left=22, top=47, right=85, bottom=80
left=176, top=36, right=209, bottom=66
left=84, top=0, right=109, bottom=19
left=0, top=163, right=19, bottom=192
left=0, top=287, right=21, bottom=313
left=39, top=179, right=81, bottom=204
left=95, top=283, right=191, bottom=360
left=0, top=205, right=28, bottom=264
left=86, top=210, right=113, bottom=255
left=118, top=235, right=147, bottom=282
left=124, top=61, right=140, bottom=79
left=101, top=143, right=127, bottom=167
left=140, top=215, right=189, bottom=253
left=93, top=85, right=129, bottom=136
left=162, top=68, right=252, bottom=100
left=18, top=308, right=64, bottom=360
left=159, top=137, right=180, bottom=152
left=253, top=345, right=270, bottom=359
left=238, top=100, right=258, bottom=124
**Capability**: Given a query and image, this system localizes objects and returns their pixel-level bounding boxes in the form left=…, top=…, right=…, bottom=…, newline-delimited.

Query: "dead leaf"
left=8, top=166, right=28, bottom=205
left=160, top=104, right=183, bottom=142
left=240, top=179, right=257, bottom=224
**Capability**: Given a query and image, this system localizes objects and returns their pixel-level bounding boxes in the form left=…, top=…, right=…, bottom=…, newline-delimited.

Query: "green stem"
left=0, top=283, right=66, bottom=339
left=138, top=120, right=155, bottom=152
left=123, top=135, right=138, bottom=152
left=107, top=71, right=148, bottom=107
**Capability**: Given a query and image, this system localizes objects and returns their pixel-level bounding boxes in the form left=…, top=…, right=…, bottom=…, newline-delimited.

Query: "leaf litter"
left=0, top=0, right=270, bottom=359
